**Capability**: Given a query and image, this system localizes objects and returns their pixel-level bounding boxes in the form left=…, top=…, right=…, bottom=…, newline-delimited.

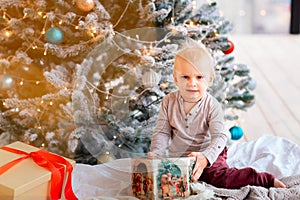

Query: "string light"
left=4, top=30, right=12, bottom=38
left=23, top=12, right=28, bottom=19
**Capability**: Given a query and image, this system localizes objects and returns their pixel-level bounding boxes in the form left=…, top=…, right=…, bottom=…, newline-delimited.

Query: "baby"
left=148, top=39, right=286, bottom=189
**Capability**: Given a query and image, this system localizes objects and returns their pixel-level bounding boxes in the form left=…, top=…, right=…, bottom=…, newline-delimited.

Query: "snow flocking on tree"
left=0, top=0, right=256, bottom=164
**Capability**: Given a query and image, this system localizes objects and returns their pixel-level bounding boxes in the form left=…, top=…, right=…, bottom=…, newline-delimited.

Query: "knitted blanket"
left=204, top=174, right=300, bottom=200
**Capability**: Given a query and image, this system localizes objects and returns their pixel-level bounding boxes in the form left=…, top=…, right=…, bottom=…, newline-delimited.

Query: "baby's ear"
left=173, top=72, right=178, bottom=83
left=208, top=73, right=215, bottom=86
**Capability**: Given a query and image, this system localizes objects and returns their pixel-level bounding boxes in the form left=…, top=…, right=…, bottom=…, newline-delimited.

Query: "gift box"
left=131, top=157, right=196, bottom=200
left=0, top=141, right=77, bottom=200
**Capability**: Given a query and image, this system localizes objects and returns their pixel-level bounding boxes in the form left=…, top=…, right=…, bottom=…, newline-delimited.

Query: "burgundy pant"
left=199, top=147, right=275, bottom=189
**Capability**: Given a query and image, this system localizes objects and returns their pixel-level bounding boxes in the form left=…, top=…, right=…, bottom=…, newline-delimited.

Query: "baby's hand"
left=188, top=152, right=208, bottom=182
left=147, top=151, right=154, bottom=159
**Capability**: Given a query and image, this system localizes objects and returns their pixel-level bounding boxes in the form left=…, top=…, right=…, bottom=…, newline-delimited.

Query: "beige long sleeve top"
left=150, top=90, right=228, bottom=166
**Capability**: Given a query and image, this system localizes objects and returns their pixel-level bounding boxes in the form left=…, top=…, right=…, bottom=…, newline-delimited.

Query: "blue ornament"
left=45, top=27, right=63, bottom=44
left=229, top=126, right=243, bottom=140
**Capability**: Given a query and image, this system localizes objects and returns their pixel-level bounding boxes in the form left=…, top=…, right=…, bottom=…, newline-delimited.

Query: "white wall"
left=196, top=0, right=291, bottom=34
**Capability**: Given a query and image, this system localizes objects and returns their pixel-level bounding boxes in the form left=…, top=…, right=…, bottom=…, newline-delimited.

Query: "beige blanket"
left=204, top=174, right=300, bottom=200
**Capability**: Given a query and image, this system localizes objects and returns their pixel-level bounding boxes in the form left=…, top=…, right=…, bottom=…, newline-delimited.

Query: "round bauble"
left=142, top=69, right=160, bottom=88
left=229, top=125, right=243, bottom=140
left=76, top=0, right=95, bottom=12
left=222, top=40, right=234, bottom=54
left=45, top=27, right=63, bottom=44
left=97, top=153, right=115, bottom=164
left=0, top=75, right=13, bottom=89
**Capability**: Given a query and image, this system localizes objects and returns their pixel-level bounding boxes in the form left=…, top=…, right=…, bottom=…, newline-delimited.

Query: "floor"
left=230, top=34, right=300, bottom=146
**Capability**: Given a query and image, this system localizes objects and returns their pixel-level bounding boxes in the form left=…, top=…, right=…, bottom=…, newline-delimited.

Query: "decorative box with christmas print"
left=0, top=141, right=77, bottom=200
left=131, top=157, right=196, bottom=200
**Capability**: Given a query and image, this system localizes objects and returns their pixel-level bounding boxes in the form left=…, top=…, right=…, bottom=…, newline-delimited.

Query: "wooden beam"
left=290, top=0, right=300, bottom=34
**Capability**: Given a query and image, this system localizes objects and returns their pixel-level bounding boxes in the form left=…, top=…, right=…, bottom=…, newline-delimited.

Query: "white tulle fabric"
left=73, top=135, right=300, bottom=199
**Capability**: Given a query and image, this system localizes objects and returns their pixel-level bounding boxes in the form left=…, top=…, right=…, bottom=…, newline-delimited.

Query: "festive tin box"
left=131, top=157, right=196, bottom=200
left=0, top=141, right=77, bottom=200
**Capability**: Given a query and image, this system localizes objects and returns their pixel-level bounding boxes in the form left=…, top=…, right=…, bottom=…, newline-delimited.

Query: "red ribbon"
left=0, top=146, right=78, bottom=200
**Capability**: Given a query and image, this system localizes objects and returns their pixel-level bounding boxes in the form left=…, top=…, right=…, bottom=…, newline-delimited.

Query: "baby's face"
left=173, top=56, right=209, bottom=102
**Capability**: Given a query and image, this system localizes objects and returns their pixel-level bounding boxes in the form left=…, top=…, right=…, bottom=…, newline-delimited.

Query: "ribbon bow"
left=0, top=146, right=78, bottom=200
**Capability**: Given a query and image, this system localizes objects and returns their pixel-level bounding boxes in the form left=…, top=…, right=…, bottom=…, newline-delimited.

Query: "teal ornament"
left=45, top=27, right=63, bottom=44
left=229, top=126, right=243, bottom=140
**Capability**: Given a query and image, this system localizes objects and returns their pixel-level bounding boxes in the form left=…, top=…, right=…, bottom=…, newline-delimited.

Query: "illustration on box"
left=132, top=158, right=195, bottom=199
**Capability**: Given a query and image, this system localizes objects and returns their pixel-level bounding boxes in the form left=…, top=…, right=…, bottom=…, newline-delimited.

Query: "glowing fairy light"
left=4, top=30, right=12, bottom=38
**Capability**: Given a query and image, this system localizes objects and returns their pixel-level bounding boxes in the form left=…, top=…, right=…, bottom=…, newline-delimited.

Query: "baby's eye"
left=197, top=76, right=205, bottom=79
left=182, top=76, right=189, bottom=79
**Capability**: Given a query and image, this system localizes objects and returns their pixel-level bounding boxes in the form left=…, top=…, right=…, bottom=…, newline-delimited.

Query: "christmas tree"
left=0, top=0, right=256, bottom=164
